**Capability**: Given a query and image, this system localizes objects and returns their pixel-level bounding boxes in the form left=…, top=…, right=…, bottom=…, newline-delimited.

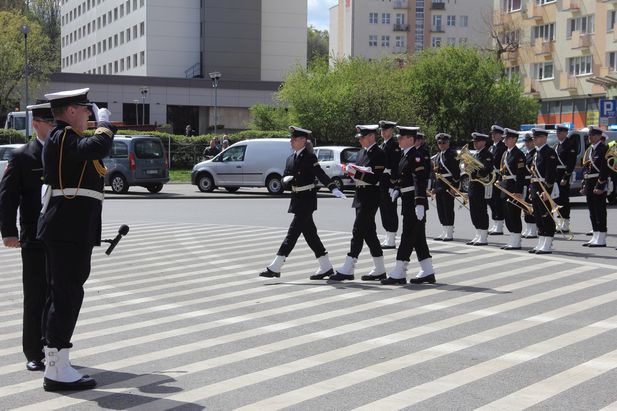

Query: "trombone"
left=435, top=172, right=469, bottom=210
left=528, top=165, right=574, bottom=240
left=493, top=182, right=533, bottom=215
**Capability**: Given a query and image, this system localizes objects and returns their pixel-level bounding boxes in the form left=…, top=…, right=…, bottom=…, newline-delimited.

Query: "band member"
left=382, top=126, right=434, bottom=285
left=499, top=128, right=526, bottom=250
left=554, top=125, right=577, bottom=233
left=330, top=125, right=386, bottom=281
left=521, top=133, right=538, bottom=239
left=432, top=133, right=460, bottom=241
left=581, top=126, right=609, bottom=247
left=466, top=132, right=494, bottom=246
left=259, top=126, right=346, bottom=279
left=0, top=102, right=54, bottom=371
left=528, top=128, right=558, bottom=254
left=488, top=125, right=506, bottom=235
left=37, top=88, right=116, bottom=391
left=378, top=120, right=400, bottom=249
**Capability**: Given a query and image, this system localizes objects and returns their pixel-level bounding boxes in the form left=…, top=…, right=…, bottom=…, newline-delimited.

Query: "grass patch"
left=169, top=169, right=192, bottom=183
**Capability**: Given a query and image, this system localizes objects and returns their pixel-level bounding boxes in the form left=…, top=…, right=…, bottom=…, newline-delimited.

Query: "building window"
left=126, top=28, right=131, bottom=41
left=432, top=37, right=442, bottom=47
left=447, top=15, right=456, bottom=26
left=535, top=0, right=555, bottom=5
left=114, top=60, right=118, bottom=73
left=102, top=14, right=106, bottom=26
left=133, top=53, right=138, bottom=67
left=503, top=0, right=521, bottom=12
left=133, top=0, right=137, bottom=10
left=382, top=13, right=390, bottom=24
left=114, top=34, right=118, bottom=47
left=133, top=25, right=138, bottom=38
left=140, top=0, right=144, bottom=6
left=395, top=36, right=405, bottom=47
left=433, top=15, right=442, bottom=31
left=120, top=4, right=124, bottom=17
left=140, top=21, right=145, bottom=36
left=609, top=51, right=617, bottom=71
left=381, top=35, right=390, bottom=47
left=459, top=37, right=468, bottom=45
left=460, top=15, right=468, bottom=27
left=567, top=15, right=594, bottom=37
left=532, top=23, right=555, bottom=41
left=396, top=13, right=405, bottom=25
left=369, top=34, right=378, bottom=46
left=447, top=37, right=456, bottom=45
left=114, top=7, right=118, bottom=20
left=369, top=12, right=378, bottom=24
left=126, top=0, right=130, bottom=13
left=127, top=56, right=131, bottom=69
left=140, top=51, right=145, bottom=65
left=504, top=65, right=520, bottom=80
left=608, top=10, right=616, bottom=31
left=567, top=55, right=592, bottom=76
left=532, top=61, right=554, bottom=80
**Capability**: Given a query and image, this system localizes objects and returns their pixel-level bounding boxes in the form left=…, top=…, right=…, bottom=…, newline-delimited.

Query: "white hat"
left=44, top=88, right=91, bottom=108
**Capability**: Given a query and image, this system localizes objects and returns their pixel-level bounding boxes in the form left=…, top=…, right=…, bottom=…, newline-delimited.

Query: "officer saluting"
left=554, top=125, right=577, bottom=233
left=378, top=120, right=400, bottom=249
left=432, top=133, right=460, bottom=241
left=499, top=128, right=527, bottom=250
left=37, top=88, right=116, bottom=391
left=259, top=126, right=346, bottom=279
left=581, top=126, right=609, bottom=247
left=330, top=125, right=386, bottom=281
left=0, top=102, right=54, bottom=371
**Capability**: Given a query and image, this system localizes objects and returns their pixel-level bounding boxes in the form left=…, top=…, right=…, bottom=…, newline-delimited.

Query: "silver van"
left=103, top=135, right=169, bottom=194
left=191, top=138, right=292, bottom=193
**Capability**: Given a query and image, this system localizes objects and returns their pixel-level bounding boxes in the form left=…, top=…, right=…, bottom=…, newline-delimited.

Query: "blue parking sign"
left=600, top=99, right=617, bottom=117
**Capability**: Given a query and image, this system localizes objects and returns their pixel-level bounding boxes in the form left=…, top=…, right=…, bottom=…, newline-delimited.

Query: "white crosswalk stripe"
left=1, top=222, right=617, bottom=410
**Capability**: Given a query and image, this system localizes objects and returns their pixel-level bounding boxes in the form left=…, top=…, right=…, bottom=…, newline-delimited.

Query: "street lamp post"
left=140, top=87, right=148, bottom=125
left=132, top=99, right=139, bottom=125
left=209, top=71, right=221, bottom=134
left=22, top=25, right=30, bottom=139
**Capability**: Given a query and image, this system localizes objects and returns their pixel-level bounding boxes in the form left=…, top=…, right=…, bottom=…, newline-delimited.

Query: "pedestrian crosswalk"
left=1, top=221, right=617, bottom=410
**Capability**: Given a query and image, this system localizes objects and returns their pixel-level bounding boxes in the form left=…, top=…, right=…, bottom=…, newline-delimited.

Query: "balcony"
left=533, top=38, right=554, bottom=58
left=393, top=0, right=408, bottom=8
left=431, top=1, right=446, bottom=9
left=559, top=73, right=577, bottom=93
left=522, top=4, right=543, bottom=21
left=431, top=25, right=445, bottom=33
left=523, top=78, right=541, bottom=97
left=393, top=23, right=410, bottom=31
left=560, top=0, right=581, bottom=12
left=571, top=31, right=590, bottom=49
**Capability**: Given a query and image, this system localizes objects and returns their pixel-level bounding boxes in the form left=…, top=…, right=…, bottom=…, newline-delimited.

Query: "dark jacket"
left=395, top=146, right=429, bottom=214
left=284, top=148, right=335, bottom=214
left=489, top=140, right=507, bottom=171
left=352, top=144, right=386, bottom=209
left=434, top=147, right=460, bottom=190
left=531, top=144, right=557, bottom=194
left=555, top=136, right=577, bottom=181
left=469, top=146, right=494, bottom=197
left=380, top=137, right=401, bottom=189
left=0, top=139, right=44, bottom=247
left=499, top=146, right=526, bottom=194
left=37, top=120, right=116, bottom=246
left=583, top=142, right=609, bottom=191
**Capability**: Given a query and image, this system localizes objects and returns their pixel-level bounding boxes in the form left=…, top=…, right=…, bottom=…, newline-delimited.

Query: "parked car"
left=102, top=135, right=169, bottom=194
left=191, top=138, right=292, bottom=194
left=313, top=146, right=361, bottom=190
left=0, top=144, right=24, bottom=177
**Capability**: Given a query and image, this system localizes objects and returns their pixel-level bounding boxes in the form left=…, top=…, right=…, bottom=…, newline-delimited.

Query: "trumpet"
left=435, top=172, right=469, bottom=210
left=493, top=182, right=533, bottom=215
left=528, top=165, right=574, bottom=240
left=457, top=145, right=496, bottom=186
left=606, top=144, right=617, bottom=173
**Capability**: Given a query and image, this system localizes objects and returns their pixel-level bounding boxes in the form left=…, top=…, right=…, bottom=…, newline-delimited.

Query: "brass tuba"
left=457, top=144, right=496, bottom=186
left=606, top=144, right=617, bottom=173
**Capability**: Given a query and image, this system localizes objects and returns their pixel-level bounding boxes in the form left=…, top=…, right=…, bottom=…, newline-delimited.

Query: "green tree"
left=0, top=9, right=54, bottom=120
left=248, top=104, right=291, bottom=132
left=307, top=26, right=329, bottom=66
left=27, top=0, right=61, bottom=71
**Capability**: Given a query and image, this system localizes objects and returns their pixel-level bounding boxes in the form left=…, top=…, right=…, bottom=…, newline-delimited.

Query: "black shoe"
left=327, top=273, right=354, bottom=282
left=442, top=237, right=454, bottom=242
left=380, top=277, right=406, bottom=285
left=409, top=274, right=436, bottom=284
left=501, top=246, right=521, bottom=250
left=488, top=231, right=503, bottom=236
left=259, top=268, right=280, bottom=278
left=43, top=376, right=97, bottom=392
left=465, top=240, right=477, bottom=245
left=588, top=244, right=607, bottom=248
left=361, top=273, right=386, bottom=281
left=310, top=268, right=333, bottom=280
left=528, top=249, right=537, bottom=254
left=26, top=360, right=44, bottom=371
left=525, top=235, right=538, bottom=239
left=473, top=242, right=488, bottom=246
left=381, top=245, right=396, bottom=250
left=582, top=243, right=590, bottom=247
left=586, top=231, right=593, bottom=236
left=432, top=237, right=444, bottom=241
left=535, top=250, right=552, bottom=255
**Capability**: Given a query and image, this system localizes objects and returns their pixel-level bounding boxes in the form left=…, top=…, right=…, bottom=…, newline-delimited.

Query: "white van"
left=191, top=138, right=292, bottom=193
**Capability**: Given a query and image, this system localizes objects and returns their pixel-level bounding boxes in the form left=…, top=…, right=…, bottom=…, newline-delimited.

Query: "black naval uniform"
left=499, top=146, right=526, bottom=234
left=395, top=146, right=431, bottom=263
left=468, top=147, right=494, bottom=230
left=0, top=139, right=47, bottom=364
left=530, top=144, right=558, bottom=238
left=277, top=148, right=337, bottom=257
left=348, top=144, right=386, bottom=259
left=554, top=136, right=578, bottom=220
left=37, top=120, right=116, bottom=350
left=379, top=136, right=401, bottom=234
left=523, top=147, right=537, bottom=229
left=434, top=146, right=460, bottom=227
left=488, top=140, right=507, bottom=222
left=583, top=142, right=609, bottom=234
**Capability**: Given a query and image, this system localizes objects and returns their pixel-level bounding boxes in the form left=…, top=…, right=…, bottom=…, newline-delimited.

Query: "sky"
left=308, top=0, right=338, bottom=31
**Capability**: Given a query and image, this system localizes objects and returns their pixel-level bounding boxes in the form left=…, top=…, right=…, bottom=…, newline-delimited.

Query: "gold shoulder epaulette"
left=95, top=127, right=114, bottom=138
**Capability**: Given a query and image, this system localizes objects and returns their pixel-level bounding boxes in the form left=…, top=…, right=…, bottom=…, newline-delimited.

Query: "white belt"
left=525, top=176, right=531, bottom=180
left=556, top=165, right=566, bottom=169
left=530, top=178, right=545, bottom=183
left=584, top=173, right=599, bottom=179
left=51, top=188, right=104, bottom=201
left=291, top=184, right=315, bottom=192
left=440, top=173, right=452, bottom=178
left=400, top=185, right=415, bottom=193
left=501, top=175, right=516, bottom=180
left=355, top=180, right=378, bottom=187
left=384, top=168, right=392, bottom=174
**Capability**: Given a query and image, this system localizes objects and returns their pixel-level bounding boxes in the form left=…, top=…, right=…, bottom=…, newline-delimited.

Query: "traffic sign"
left=600, top=99, right=617, bottom=117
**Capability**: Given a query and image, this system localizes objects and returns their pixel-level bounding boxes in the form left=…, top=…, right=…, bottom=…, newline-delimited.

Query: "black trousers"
left=396, top=212, right=431, bottom=262
left=21, top=245, right=47, bottom=362
left=531, top=188, right=555, bottom=237
left=435, top=189, right=455, bottom=226
left=504, top=198, right=522, bottom=234
left=277, top=211, right=327, bottom=258
left=469, top=183, right=489, bottom=230
left=379, top=189, right=399, bottom=233
left=586, top=188, right=607, bottom=232
left=488, top=187, right=505, bottom=220
left=349, top=205, right=383, bottom=258
left=43, top=241, right=93, bottom=350
left=523, top=184, right=535, bottom=224
left=555, top=171, right=571, bottom=219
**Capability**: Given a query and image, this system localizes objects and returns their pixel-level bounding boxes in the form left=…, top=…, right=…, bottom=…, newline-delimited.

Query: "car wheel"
left=197, top=173, right=215, bottom=192
left=332, top=177, right=344, bottom=191
left=110, top=173, right=129, bottom=194
left=459, top=175, right=470, bottom=193
left=147, top=183, right=163, bottom=193
left=224, top=186, right=240, bottom=193
left=266, top=174, right=283, bottom=194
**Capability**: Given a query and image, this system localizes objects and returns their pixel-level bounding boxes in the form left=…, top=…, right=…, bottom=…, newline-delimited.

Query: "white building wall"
left=429, top=0, right=493, bottom=49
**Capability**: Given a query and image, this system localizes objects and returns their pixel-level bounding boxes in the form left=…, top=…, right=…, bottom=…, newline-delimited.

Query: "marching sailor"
left=581, top=126, right=609, bottom=248
left=466, top=132, right=494, bottom=246
left=432, top=133, right=460, bottom=241
left=521, top=133, right=538, bottom=239
left=378, top=120, right=401, bottom=249
left=488, top=125, right=507, bottom=235
left=554, top=125, right=577, bottom=233
left=499, top=128, right=527, bottom=250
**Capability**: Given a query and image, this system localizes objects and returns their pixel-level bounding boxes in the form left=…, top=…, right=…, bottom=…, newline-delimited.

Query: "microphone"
left=103, top=224, right=129, bottom=255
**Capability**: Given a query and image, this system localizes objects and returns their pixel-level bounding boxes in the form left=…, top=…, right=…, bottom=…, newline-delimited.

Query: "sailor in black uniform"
left=554, top=125, right=577, bottom=233
left=259, top=126, right=346, bottom=279
left=466, top=132, right=494, bottom=246
left=378, top=120, right=400, bottom=249
left=432, top=133, right=460, bottom=241
left=499, top=128, right=526, bottom=250
left=521, top=133, right=538, bottom=239
left=581, top=126, right=609, bottom=247
left=0, top=102, right=54, bottom=371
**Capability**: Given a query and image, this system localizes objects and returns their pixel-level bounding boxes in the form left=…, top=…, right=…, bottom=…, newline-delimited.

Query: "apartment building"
left=57, top=0, right=307, bottom=132
left=329, top=0, right=493, bottom=60
left=497, top=0, right=617, bottom=127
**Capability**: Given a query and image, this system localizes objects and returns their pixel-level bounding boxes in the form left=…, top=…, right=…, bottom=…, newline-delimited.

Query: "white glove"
left=389, top=188, right=400, bottom=202
left=91, top=103, right=100, bottom=122
left=283, top=176, right=294, bottom=184
left=415, top=204, right=425, bottom=221
left=345, top=164, right=356, bottom=176
left=97, top=107, right=111, bottom=123
left=332, top=188, right=346, bottom=199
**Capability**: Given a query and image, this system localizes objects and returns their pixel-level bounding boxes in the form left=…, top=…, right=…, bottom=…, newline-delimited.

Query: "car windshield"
left=134, top=140, right=163, bottom=159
